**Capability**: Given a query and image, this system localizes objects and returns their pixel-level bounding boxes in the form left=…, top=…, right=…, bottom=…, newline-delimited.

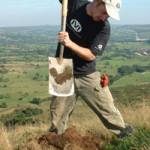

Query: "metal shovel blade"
left=49, top=57, right=74, bottom=96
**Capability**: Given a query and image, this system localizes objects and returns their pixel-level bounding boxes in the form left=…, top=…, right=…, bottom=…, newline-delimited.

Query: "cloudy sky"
left=0, top=0, right=149, bottom=27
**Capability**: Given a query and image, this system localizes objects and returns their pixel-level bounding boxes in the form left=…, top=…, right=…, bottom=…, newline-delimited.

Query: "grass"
left=0, top=33, right=150, bottom=149
left=111, top=72, right=150, bottom=88
left=0, top=123, right=12, bottom=150
left=96, top=55, right=150, bottom=77
left=117, top=42, right=150, bottom=50
left=0, top=99, right=150, bottom=150
left=71, top=99, right=150, bottom=150
left=1, top=63, right=150, bottom=149
left=0, top=63, right=50, bottom=107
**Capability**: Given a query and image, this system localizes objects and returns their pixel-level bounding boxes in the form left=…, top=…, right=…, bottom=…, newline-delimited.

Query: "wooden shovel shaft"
left=62, top=0, right=68, bottom=17
left=59, top=0, right=68, bottom=65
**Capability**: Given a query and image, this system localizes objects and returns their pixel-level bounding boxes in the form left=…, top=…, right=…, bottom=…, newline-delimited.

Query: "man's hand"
left=100, top=74, right=109, bottom=88
left=59, top=31, right=95, bottom=61
left=59, top=31, right=72, bottom=47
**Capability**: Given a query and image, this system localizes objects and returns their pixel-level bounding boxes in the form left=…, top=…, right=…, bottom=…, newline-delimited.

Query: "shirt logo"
left=95, top=44, right=103, bottom=51
left=116, top=3, right=120, bottom=9
left=70, top=19, right=82, bottom=33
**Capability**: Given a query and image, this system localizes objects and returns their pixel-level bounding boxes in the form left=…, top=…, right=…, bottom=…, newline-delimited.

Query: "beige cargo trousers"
left=50, top=71, right=126, bottom=135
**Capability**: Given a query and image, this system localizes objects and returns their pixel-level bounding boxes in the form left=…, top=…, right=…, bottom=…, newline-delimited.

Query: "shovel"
left=48, top=0, right=74, bottom=96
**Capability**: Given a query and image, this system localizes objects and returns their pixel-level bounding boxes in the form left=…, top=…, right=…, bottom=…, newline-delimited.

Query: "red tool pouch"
left=100, top=74, right=109, bottom=88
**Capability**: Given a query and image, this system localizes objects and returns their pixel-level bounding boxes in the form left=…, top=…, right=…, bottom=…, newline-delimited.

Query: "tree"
left=118, top=66, right=135, bottom=76
left=30, top=97, right=41, bottom=105
left=0, top=102, right=7, bottom=108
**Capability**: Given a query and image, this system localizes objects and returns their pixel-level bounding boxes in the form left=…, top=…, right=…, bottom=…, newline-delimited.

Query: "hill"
left=0, top=24, right=150, bottom=150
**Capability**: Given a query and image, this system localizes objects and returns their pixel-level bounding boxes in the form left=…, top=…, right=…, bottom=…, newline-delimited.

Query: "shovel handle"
left=62, top=0, right=68, bottom=17
left=59, top=0, right=68, bottom=64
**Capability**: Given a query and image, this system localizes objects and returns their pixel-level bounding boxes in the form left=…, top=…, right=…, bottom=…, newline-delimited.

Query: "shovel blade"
left=49, top=57, right=74, bottom=96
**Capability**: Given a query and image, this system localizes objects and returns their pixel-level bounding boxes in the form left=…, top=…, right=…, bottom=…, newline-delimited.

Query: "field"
left=0, top=25, right=150, bottom=150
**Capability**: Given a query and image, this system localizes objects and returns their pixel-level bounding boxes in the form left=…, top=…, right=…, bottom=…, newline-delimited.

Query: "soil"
left=37, top=126, right=103, bottom=150
left=50, top=66, right=73, bottom=85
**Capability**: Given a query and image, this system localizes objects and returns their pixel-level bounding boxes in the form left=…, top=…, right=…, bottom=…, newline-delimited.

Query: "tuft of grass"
left=105, top=127, right=150, bottom=150
left=0, top=99, right=150, bottom=150
left=0, top=123, right=12, bottom=150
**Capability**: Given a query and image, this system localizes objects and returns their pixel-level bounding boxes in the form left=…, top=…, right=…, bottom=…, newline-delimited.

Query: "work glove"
left=100, top=74, right=109, bottom=88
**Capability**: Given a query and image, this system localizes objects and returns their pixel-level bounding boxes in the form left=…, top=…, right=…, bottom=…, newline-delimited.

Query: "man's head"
left=90, top=0, right=121, bottom=22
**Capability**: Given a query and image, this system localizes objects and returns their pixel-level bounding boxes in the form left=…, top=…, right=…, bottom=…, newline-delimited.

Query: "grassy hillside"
left=0, top=25, right=150, bottom=149
left=0, top=99, right=150, bottom=150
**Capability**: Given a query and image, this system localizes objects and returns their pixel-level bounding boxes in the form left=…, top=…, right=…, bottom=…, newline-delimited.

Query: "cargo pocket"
left=94, top=85, right=101, bottom=92
left=94, top=84, right=106, bottom=97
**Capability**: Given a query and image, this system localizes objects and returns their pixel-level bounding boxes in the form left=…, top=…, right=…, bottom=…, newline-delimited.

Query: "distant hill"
left=110, top=24, right=150, bottom=42
left=0, top=24, right=150, bottom=44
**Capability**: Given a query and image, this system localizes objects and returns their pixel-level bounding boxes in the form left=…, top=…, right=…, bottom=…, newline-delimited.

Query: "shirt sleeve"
left=90, top=21, right=110, bottom=56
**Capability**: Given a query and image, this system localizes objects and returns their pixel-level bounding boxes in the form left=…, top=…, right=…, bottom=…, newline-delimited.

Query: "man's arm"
left=59, top=31, right=96, bottom=61
left=90, top=21, right=110, bottom=56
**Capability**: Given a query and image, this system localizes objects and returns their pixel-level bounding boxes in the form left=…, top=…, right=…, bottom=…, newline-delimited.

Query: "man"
left=49, top=0, right=133, bottom=138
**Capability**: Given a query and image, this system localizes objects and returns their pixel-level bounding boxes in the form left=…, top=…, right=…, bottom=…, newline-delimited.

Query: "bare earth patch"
left=24, top=126, right=102, bottom=150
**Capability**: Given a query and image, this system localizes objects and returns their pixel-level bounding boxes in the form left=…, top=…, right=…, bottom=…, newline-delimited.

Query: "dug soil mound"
left=38, top=126, right=102, bottom=150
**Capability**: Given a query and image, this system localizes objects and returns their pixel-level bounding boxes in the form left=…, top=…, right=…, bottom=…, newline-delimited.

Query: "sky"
left=0, top=0, right=150, bottom=27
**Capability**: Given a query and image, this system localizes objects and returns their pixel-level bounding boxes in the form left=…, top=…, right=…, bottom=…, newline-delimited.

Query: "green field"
left=0, top=25, right=150, bottom=150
